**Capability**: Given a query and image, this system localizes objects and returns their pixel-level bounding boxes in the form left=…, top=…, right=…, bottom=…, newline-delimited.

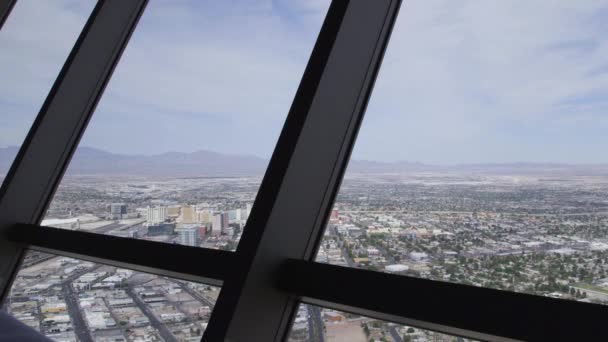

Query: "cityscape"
left=4, top=161, right=608, bottom=341
left=3, top=1, right=607, bottom=341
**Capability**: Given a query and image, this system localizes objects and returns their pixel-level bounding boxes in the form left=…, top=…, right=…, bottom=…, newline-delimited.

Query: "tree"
left=363, top=324, right=370, bottom=336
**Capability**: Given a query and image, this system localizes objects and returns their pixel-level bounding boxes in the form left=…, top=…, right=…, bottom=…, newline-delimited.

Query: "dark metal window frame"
left=0, top=0, right=15, bottom=30
left=0, top=0, right=605, bottom=341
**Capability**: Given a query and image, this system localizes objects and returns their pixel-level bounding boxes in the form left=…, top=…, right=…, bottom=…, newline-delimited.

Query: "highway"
left=58, top=265, right=104, bottom=342
left=89, top=222, right=124, bottom=234
left=308, top=305, right=325, bottom=342
left=62, top=283, right=93, bottom=342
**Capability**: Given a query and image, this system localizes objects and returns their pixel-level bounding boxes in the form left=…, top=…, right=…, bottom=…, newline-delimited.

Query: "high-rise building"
left=197, top=209, right=212, bottom=224
left=110, top=203, right=127, bottom=220
left=181, top=205, right=197, bottom=223
left=178, top=226, right=198, bottom=247
left=167, top=206, right=181, bottom=218
left=211, top=214, right=223, bottom=236
left=222, top=212, right=230, bottom=230
left=146, top=206, right=168, bottom=224
left=147, top=223, right=175, bottom=236
left=219, top=213, right=231, bottom=235
left=243, top=203, right=253, bottom=221
left=223, top=226, right=234, bottom=236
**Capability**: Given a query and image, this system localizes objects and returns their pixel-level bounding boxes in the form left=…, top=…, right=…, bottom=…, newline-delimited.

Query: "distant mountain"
left=2, top=145, right=608, bottom=177
left=0, top=146, right=268, bottom=177
left=347, top=159, right=436, bottom=173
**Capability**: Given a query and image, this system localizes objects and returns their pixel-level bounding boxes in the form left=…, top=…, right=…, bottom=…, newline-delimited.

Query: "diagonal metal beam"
left=0, top=0, right=16, bottom=30
left=0, top=0, right=148, bottom=302
left=204, top=1, right=402, bottom=340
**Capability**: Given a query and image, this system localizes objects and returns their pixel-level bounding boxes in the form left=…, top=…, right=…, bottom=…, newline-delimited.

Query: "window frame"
left=0, top=0, right=605, bottom=341
left=0, top=0, right=15, bottom=29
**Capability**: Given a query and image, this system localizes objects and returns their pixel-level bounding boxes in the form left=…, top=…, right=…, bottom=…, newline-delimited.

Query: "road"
left=176, top=282, right=215, bottom=307
left=90, top=222, right=124, bottom=234
left=126, top=288, right=177, bottom=342
left=327, top=226, right=357, bottom=268
left=55, top=265, right=103, bottom=342
left=21, top=252, right=55, bottom=268
left=389, top=326, right=402, bottom=342
left=308, top=305, right=325, bottom=342
left=62, top=283, right=93, bottom=342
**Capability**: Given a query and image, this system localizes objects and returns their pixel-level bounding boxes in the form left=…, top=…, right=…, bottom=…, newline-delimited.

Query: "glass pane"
left=0, top=0, right=95, bottom=183
left=43, top=0, right=330, bottom=251
left=288, top=304, right=476, bottom=342
left=317, top=1, right=608, bottom=304
left=6, top=251, right=219, bottom=341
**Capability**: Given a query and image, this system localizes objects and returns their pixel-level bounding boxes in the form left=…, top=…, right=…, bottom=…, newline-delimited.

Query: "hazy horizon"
left=4, top=144, right=608, bottom=167
left=2, top=1, right=608, bottom=164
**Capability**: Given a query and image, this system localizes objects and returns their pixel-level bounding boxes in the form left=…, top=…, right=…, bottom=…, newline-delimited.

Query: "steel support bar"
left=278, top=259, right=607, bottom=342
left=0, top=0, right=16, bottom=30
left=5, top=224, right=233, bottom=286
left=0, top=0, right=147, bottom=302
left=204, top=1, right=402, bottom=341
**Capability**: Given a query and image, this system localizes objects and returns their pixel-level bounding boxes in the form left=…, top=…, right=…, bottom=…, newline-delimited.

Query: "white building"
left=147, top=206, right=168, bottom=224
left=243, top=203, right=252, bottom=221
left=211, top=214, right=223, bottom=236
left=41, top=218, right=80, bottom=230
left=385, top=264, right=409, bottom=273
left=410, top=252, right=428, bottom=261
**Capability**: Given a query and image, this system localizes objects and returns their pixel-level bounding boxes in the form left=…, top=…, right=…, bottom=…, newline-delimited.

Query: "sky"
left=1, top=0, right=608, bottom=164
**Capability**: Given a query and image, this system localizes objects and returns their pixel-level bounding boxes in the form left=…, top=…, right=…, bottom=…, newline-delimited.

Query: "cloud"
left=2, top=0, right=608, bottom=163
left=354, top=0, right=608, bottom=163
left=0, top=0, right=95, bottom=147
left=0, top=0, right=330, bottom=158
left=80, top=0, right=330, bottom=157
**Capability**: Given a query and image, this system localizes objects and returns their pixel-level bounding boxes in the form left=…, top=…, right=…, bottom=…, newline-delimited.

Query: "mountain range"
left=2, top=146, right=608, bottom=177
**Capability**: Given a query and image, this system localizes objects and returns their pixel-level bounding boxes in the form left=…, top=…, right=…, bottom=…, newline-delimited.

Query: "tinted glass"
left=288, top=304, right=477, bottom=342
left=317, top=0, right=608, bottom=304
left=7, top=251, right=219, bottom=341
left=44, top=0, right=330, bottom=251
left=0, top=0, right=95, bottom=182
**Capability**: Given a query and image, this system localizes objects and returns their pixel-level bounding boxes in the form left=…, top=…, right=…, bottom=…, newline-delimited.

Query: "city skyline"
left=2, top=0, right=608, bottom=164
